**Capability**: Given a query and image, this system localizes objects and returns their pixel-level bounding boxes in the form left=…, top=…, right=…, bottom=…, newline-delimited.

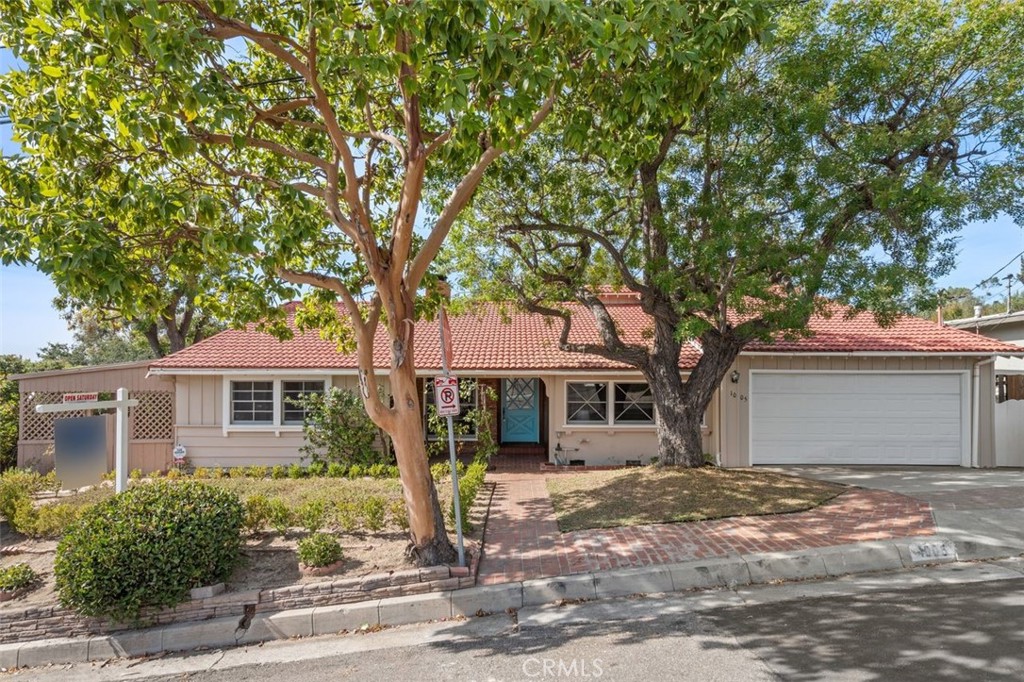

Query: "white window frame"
left=222, top=376, right=327, bottom=435
left=424, top=378, right=480, bottom=441
left=562, top=379, right=708, bottom=430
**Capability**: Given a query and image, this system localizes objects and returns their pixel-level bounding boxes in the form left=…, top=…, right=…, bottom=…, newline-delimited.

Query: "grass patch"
left=545, top=467, right=845, bottom=532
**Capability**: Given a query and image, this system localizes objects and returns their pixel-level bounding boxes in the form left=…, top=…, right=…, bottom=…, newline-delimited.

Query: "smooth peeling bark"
left=385, top=321, right=458, bottom=566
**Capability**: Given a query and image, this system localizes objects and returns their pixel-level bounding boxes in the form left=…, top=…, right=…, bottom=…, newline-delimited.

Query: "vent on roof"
left=596, top=288, right=640, bottom=305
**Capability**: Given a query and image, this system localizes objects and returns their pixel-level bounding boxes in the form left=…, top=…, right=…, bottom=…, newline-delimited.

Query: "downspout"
left=972, top=357, right=995, bottom=468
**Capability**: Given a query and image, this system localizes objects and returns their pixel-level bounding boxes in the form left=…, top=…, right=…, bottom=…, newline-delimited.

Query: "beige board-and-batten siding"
left=17, top=360, right=175, bottom=473
left=716, top=355, right=996, bottom=468
left=172, top=374, right=373, bottom=467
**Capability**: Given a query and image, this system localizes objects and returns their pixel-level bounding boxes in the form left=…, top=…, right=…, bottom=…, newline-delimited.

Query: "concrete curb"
left=0, top=535, right=970, bottom=670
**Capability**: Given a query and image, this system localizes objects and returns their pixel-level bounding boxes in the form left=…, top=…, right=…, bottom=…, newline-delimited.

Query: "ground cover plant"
left=546, top=467, right=845, bottom=532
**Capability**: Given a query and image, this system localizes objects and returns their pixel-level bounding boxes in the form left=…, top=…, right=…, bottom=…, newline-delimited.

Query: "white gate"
left=994, top=400, right=1024, bottom=467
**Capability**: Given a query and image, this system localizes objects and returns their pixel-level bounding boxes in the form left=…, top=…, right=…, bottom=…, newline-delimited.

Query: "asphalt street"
left=16, top=564, right=1024, bottom=682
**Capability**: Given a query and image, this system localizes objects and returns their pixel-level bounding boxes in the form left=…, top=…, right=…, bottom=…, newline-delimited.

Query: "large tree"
left=0, top=1, right=766, bottom=563
left=451, top=0, right=1024, bottom=466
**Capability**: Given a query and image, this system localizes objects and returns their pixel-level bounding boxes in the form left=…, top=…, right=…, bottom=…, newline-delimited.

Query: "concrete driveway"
left=768, top=466, right=1024, bottom=560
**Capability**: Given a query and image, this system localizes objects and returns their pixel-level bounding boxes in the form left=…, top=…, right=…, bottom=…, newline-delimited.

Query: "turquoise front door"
left=502, top=378, right=540, bottom=443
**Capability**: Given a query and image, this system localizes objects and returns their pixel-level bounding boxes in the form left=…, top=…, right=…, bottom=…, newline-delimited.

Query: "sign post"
left=436, top=306, right=466, bottom=567
left=36, top=388, right=139, bottom=493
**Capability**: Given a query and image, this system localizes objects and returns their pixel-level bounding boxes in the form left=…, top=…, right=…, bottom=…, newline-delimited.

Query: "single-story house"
left=147, top=293, right=1024, bottom=469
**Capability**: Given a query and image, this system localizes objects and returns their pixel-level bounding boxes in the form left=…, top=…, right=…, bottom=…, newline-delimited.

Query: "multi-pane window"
left=613, top=383, right=655, bottom=424
left=231, top=381, right=274, bottom=424
left=566, top=382, right=609, bottom=424
left=282, top=380, right=327, bottom=425
left=424, top=378, right=478, bottom=440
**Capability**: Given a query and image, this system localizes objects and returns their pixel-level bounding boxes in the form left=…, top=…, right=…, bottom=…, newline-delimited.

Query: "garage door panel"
left=750, top=372, right=964, bottom=466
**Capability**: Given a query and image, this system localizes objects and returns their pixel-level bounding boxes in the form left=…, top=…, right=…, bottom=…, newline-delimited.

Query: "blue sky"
left=1, top=52, right=1023, bottom=359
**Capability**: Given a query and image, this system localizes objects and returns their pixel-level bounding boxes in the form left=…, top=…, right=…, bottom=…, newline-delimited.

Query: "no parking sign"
left=433, top=376, right=461, bottom=417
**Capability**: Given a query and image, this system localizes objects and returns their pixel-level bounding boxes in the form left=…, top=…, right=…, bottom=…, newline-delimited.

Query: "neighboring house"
left=147, top=294, right=1024, bottom=470
left=946, top=311, right=1024, bottom=467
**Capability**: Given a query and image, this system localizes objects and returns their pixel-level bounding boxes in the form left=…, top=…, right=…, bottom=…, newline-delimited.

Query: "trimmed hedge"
left=297, top=532, right=343, bottom=568
left=54, top=481, right=244, bottom=621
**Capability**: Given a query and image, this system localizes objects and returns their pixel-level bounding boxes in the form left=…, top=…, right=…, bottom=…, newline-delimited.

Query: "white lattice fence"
left=130, top=391, right=174, bottom=441
left=21, top=390, right=174, bottom=443
left=20, top=392, right=92, bottom=442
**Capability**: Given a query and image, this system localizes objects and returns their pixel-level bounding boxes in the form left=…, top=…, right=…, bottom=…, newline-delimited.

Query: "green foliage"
left=333, top=501, right=360, bottom=533
left=128, top=469, right=143, bottom=481
left=0, top=563, right=38, bottom=593
left=243, top=495, right=271, bottom=535
left=267, top=498, right=293, bottom=536
left=430, top=461, right=467, bottom=482
left=54, top=481, right=244, bottom=621
left=307, top=461, right=328, bottom=478
left=165, top=468, right=182, bottom=480
left=270, top=465, right=287, bottom=480
left=297, top=498, right=328, bottom=533
left=361, top=497, right=387, bottom=532
left=16, top=502, right=85, bottom=539
left=245, top=466, right=268, bottom=479
left=297, top=532, right=343, bottom=569
left=450, top=461, right=488, bottom=533
left=229, top=467, right=248, bottom=479
left=0, top=356, right=33, bottom=471
left=326, top=462, right=347, bottom=478
left=347, top=464, right=364, bottom=480
left=0, top=467, right=62, bottom=534
left=193, top=467, right=210, bottom=479
left=389, top=499, right=410, bottom=531
left=298, top=388, right=386, bottom=469
left=209, top=467, right=225, bottom=480
left=287, top=463, right=306, bottom=480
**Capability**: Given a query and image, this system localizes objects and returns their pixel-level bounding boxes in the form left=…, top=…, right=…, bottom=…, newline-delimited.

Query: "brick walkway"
left=477, top=472, right=936, bottom=586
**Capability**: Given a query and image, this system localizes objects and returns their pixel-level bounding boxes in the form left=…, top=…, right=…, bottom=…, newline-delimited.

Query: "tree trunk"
left=643, top=318, right=747, bottom=468
left=386, top=334, right=458, bottom=566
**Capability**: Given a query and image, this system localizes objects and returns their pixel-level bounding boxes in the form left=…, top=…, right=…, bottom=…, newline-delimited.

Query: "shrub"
left=449, top=461, right=488, bottom=533
left=430, top=461, right=466, bottom=482
left=297, top=498, right=328, bottom=533
left=244, top=495, right=272, bottom=535
left=362, top=496, right=387, bottom=532
left=287, top=463, right=305, bottom=479
left=326, top=462, right=347, bottom=478
left=19, top=502, right=84, bottom=538
left=367, top=463, right=388, bottom=479
left=297, top=532, right=343, bottom=568
left=149, top=469, right=164, bottom=479
left=229, top=467, right=248, bottom=479
left=385, top=465, right=400, bottom=479
left=270, top=465, right=287, bottom=480
left=0, top=563, right=38, bottom=593
left=389, top=499, right=409, bottom=530
left=193, top=467, right=210, bottom=479
left=246, top=465, right=269, bottom=479
left=55, top=481, right=244, bottom=621
left=267, top=498, right=293, bottom=536
left=297, top=387, right=388, bottom=468
left=209, top=467, right=226, bottom=479
left=347, top=464, right=364, bottom=479
left=307, top=461, right=327, bottom=478
left=334, top=501, right=359, bottom=533
left=165, top=468, right=182, bottom=480
left=129, top=468, right=143, bottom=481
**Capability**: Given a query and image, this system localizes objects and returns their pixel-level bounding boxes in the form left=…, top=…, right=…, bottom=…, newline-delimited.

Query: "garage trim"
left=747, top=369, right=972, bottom=467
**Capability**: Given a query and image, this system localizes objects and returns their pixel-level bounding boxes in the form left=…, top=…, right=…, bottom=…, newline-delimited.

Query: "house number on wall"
left=729, top=390, right=748, bottom=401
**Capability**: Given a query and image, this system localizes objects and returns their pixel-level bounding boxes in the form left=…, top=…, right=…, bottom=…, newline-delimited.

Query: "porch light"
left=730, top=370, right=740, bottom=384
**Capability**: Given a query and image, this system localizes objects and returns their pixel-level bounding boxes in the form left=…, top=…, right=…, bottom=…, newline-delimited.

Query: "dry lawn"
left=546, top=466, right=845, bottom=532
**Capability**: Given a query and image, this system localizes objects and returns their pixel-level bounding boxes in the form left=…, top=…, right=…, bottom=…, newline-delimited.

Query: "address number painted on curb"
left=908, top=540, right=957, bottom=563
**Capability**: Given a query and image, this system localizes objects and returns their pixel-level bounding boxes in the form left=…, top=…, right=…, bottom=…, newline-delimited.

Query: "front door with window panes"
left=502, top=378, right=540, bottom=442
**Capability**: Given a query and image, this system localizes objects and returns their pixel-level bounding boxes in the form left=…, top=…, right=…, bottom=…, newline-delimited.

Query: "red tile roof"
left=149, top=301, right=1024, bottom=372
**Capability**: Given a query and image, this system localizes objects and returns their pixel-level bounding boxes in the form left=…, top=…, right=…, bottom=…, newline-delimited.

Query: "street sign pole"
left=438, top=309, right=466, bottom=567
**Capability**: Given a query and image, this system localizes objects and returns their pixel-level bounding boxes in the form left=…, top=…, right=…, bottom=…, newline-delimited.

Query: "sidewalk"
left=478, top=472, right=935, bottom=585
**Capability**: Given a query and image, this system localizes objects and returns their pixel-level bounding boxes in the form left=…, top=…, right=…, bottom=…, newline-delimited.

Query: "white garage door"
left=750, top=372, right=967, bottom=466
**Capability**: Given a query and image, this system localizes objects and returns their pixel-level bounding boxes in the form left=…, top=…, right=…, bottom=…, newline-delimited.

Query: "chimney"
left=974, top=304, right=983, bottom=318
left=936, top=306, right=943, bottom=326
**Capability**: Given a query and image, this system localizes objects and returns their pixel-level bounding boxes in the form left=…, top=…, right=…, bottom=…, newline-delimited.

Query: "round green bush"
left=0, top=562, right=38, bottom=592
left=297, top=532, right=343, bottom=568
left=54, top=481, right=244, bottom=621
